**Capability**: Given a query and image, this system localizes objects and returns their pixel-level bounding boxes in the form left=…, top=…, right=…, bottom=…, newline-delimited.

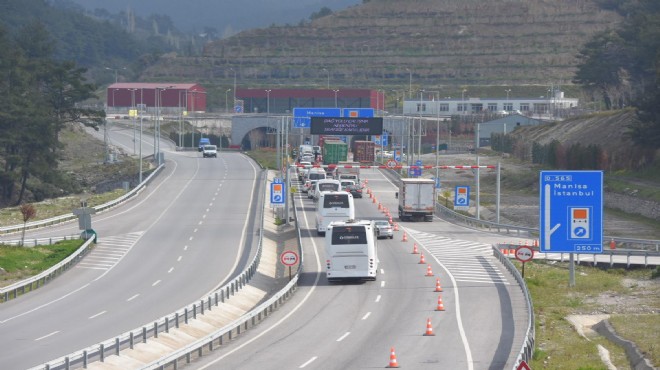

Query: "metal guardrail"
left=28, top=171, right=301, bottom=370
left=0, top=165, right=164, bottom=303
left=492, top=246, right=535, bottom=370
left=0, top=165, right=164, bottom=236
left=0, top=234, right=80, bottom=247
left=1, top=237, right=95, bottom=303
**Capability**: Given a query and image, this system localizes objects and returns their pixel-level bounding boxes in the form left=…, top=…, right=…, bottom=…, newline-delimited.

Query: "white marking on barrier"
left=380, top=281, right=386, bottom=288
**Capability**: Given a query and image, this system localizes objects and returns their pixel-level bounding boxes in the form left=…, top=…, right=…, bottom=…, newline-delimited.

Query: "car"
left=307, top=180, right=318, bottom=198
left=198, top=138, right=211, bottom=152
left=202, top=144, right=217, bottom=158
left=302, top=180, right=312, bottom=193
left=340, top=180, right=355, bottom=191
left=345, top=184, right=363, bottom=198
left=374, top=220, right=394, bottom=239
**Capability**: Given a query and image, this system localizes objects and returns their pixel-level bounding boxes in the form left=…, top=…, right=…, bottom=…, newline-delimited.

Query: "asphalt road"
left=187, top=167, right=528, bottom=370
left=0, top=127, right=264, bottom=369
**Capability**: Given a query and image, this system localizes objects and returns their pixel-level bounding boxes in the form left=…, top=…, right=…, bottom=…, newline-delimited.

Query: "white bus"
left=325, top=219, right=378, bottom=282
left=316, top=191, right=355, bottom=236
left=311, top=179, right=341, bottom=201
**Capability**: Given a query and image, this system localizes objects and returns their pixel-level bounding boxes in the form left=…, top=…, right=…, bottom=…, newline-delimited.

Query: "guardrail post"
left=193, top=304, right=197, bottom=319
left=200, top=299, right=205, bottom=315
left=100, top=344, right=105, bottom=362
left=83, top=350, right=87, bottom=368
left=175, top=312, right=180, bottom=328
left=221, top=290, right=225, bottom=302
left=115, top=338, right=120, bottom=356
left=185, top=308, right=189, bottom=324
left=65, top=356, right=70, bottom=369
left=215, top=292, right=219, bottom=306
left=130, top=332, right=134, bottom=349
left=142, top=327, right=147, bottom=343
left=154, top=322, right=158, bottom=338
left=165, top=316, right=169, bottom=333
left=208, top=296, right=212, bottom=310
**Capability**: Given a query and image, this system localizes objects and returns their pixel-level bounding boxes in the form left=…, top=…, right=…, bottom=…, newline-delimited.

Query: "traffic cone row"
left=411, top=243, right=419, bottom=254
left=425, top=264, right=434, bottom=276
left=402, top=231, right=408, bottom=242
left=393, top=223, right=399, bottom=231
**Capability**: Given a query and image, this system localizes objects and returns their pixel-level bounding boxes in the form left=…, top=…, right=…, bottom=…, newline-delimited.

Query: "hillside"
left=141, top=0, right=622, bottom=89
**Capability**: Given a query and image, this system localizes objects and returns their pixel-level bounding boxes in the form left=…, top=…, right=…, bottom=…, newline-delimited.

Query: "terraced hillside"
left=143, top=0, right=622, bottom=89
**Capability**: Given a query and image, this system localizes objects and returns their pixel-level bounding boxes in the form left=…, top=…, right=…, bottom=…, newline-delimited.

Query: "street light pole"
left=230, top=68, right=237, bottom=108
left=406, top=68, right=412, bottom=99
left=128, top=88, right=137, bottom=154
left=105, top=66, right=126, bottom=83
left=225, top=88, right=231, bottom=113
left=323, top=68, right=329, bottom=89
left=333, top=89, right=339, bottom=107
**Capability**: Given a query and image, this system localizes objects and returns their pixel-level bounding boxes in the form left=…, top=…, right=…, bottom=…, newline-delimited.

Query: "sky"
left=68, top=0, right=362, bottom=34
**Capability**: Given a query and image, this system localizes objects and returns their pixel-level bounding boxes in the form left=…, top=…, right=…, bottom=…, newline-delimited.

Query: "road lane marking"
left=35, top=331, right=60, bottom=341
left=375, top=295, right=381, bottom=302
left=152, top=280, right=161, bottom=286
left=189, top=236, right=194, bottom=241
left=362, top=312, right=371, bottom=320
left=168, top=267, right=174, bottom=273
left=380, top=268, right=385, bottom=274
left=184, top=245, right=188, bottom=251
left=336, top=332, right=350, bottom=342
left=177, top=256, right=182, bottom=262
left=299, top=357, right=317, bottom=368
left=194, top=228, right=198, bottom=233
left=380, top=281, right=386, bottom=287
left=127, top=294, right=139, bottom=302
left=198, top=221, right=203, bottom=225
left=89, top=311, right=106, bottom=319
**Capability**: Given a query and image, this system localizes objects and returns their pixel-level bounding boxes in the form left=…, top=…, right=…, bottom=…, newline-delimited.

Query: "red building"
left=106, top=83, right=206, bottom=112
left=235, top=88, right=384, bottom=114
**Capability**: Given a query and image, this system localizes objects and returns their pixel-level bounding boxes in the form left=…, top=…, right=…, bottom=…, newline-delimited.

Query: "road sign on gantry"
left=293, top=108, right=341, bottom=128
left=539, top=171, right=603, bottom=253
left=270, top=178, right=285, bottom=208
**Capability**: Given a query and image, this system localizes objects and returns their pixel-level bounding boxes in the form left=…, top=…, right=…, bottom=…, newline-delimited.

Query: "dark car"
left=346, top=184, right=363, bottom=198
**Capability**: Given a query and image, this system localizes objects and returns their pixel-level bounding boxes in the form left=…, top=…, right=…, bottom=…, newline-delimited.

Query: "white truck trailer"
left=396, top=178, right=436, bottom=222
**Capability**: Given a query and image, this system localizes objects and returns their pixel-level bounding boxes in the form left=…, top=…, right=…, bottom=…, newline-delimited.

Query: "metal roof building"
left=235, top=88, right=385, bottom=114
left=106, top=83, right=207, bottom=113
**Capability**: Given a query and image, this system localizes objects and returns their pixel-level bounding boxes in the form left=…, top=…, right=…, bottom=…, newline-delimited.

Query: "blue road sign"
left=293, top=108, right=341, bottom=128
left=408, top=167, right=421, bottom=177
left=539, top=171, right=603, bottom=253
left=454, top=186, right=470, bottom=209
left=270, top=179, right=285, bottom=207
left=342, top=108, right=374, bottom=118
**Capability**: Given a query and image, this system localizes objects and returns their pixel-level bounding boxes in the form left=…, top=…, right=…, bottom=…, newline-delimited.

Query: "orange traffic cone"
left=393, top=223, right=399, bottom=231
left=412, top=243, right=419, bottom=254
left=378, top=203, right=382, bottom=210
left=610, top=238, right=616, bottom=250
left=402, top=231, right=408, bottom=242
left=434, top=278, right=443, bottom=292
left=533, top=239, right=538, bottom=247
left=502, top=248, right=508, bottom=255
left=373, top=196, right=377, bottom=204
left=365, top=179, right=368, bottom=185
left=388, top=216, right=393, bottom=224
left=425, top=264, right=434, bottom=276
left=423, top=318, right=435, bottom=336
left=435, top=295, right=445, bottom=311
left=387, top=347, right=399, bottom=368
left=418, top=253, right=426, bottom=264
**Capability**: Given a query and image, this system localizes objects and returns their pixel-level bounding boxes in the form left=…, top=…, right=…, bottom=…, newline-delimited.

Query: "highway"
left=0, top=125, right=264, bottom=369
left=187, top=167, right=528, bottom=370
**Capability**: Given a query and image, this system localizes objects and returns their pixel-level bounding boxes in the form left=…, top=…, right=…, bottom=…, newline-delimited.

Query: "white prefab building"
left=403, top=91, right=578, bottom=118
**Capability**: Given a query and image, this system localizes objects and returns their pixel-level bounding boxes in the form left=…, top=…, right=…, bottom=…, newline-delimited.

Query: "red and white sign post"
left=515, top=245, right=534, bottom=278
left=280, top=250, right=299, bottom=281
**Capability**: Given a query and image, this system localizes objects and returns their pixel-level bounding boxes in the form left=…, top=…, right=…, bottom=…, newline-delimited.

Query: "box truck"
left=396, top=178, right=436, bottom=222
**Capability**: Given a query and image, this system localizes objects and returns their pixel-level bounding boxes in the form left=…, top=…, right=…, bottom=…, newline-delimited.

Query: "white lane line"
left=177, top=256, right=182, bottom=262
left=336, top=332, right=350, bottom=342
left=194, top=228, right=198, bottom=233
left=209, top=202, right=213, bottom=207
left=189, top=236, right=194, bottom=241
left=299, top=356, right=318, bottom=368
left=89, top=311, right=107, bottom=319
left=127, top=294, right=139, bottom=302
left=152, top=280, right=161, bottom=286
left=362, top=312, right=371, bottom=320
left=198, top=221, right=203, bottom=225
left=168, top=267, right=174, bottom=273
left=202, top=214, right=207, bottom=219
left=35, top=331, right=60, bottom=341
left=380, top=281, right=386, bottom=287
left=184, top=245, right=188, bottom=251
left=375, top=295, right=381, bottom=302
left=380, top=268, right=385, bottom=274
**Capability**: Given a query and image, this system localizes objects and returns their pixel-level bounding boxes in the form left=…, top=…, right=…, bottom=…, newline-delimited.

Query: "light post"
left=461, top=89, right=467, bottom=115
left=128, top=88, right=138, bottom=154
left=230, top=68, right=237, bottom=108
left=505, top=88, right=511, bottom=101
left=225, top=88, right=231, bottom=113
left=418, top=90, right=424, bottom=164
left=333, top=89, right=339, bottom=107
left=405, top=68, right=412, bottom=99
left=155, top=86, right=174, bottom=164
left=105, top=66, right=126, bottom=83
left=265, top=89, right=272, bottom=115
left=323, top=68, right=329, bottom=89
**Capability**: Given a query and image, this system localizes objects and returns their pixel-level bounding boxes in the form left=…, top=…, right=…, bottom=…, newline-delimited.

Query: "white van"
left=312, top=179, right=341, bottom=201
left=316, top=191, right=355, bottom=235
left=325, top=219, right=378, bottom=282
